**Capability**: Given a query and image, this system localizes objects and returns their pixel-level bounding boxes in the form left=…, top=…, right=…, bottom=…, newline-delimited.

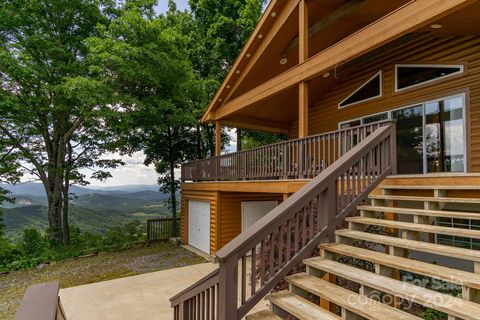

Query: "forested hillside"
left=1, top=183, right=174, bottom=239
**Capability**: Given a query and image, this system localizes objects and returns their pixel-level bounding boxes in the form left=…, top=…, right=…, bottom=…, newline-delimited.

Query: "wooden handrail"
left=181, top=120, right=392, bottom=182
left=15, top=282, right=66, bottom=320
left=171, top=122, right=396, bottom=320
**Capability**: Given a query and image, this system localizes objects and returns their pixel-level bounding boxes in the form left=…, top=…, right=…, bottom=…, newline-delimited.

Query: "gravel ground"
left=0, top=241, right=206, bottom=320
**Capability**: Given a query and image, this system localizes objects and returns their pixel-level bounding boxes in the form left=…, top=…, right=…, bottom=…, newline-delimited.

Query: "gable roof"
left=200, top=0, right=294, bottom=123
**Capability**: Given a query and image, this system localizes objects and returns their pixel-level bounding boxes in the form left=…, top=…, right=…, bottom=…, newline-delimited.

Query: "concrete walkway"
left=60, top=263, right=216, bottom=320
left=60, top=262, right=268, bottom=320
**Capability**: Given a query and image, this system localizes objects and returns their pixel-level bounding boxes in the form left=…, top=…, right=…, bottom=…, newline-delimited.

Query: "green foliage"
left=103, top=221, right=145, bottom=246
left=0, top=0, right=123, bottom=243
left=21, top=228, right=47, bottom=257
left=241, top=130, right=287, bottom=150
left=0, top=221, right=148, bottom=272
left=421, top=308, right=446, bottom=320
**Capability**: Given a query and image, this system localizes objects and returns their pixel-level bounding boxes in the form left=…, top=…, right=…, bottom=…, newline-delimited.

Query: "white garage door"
left=241, top=201, right=279, bottom=231
left=188, top=200, right=211, bottom=254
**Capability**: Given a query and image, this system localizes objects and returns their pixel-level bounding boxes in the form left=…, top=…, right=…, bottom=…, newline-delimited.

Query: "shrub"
left=21, top=228, right=47, bottom=258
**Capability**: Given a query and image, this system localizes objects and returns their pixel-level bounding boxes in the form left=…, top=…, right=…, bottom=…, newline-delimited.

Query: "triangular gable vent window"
left=395, top=64, right=463, bottom=92
left=338, top=71, right=382, bottom=109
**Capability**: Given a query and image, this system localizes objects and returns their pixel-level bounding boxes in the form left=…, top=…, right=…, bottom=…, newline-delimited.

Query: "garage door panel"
left=188, top=200, right=210, bottom=254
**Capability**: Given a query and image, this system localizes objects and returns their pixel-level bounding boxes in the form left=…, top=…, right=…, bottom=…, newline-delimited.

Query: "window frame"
left=338, top=71, right=383, bottom=109
left=394, top=64, right=464, bottom=93
left=338, top=92, right=467, bottom=174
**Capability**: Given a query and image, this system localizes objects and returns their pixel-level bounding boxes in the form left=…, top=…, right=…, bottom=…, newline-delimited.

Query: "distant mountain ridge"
left=1, top=182, right=161, bottom=197
left=0, top=182, right=175, bottom=239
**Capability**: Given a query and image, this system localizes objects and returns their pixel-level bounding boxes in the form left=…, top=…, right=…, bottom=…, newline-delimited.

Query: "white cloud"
left=83, top=151, right=158, bottom=187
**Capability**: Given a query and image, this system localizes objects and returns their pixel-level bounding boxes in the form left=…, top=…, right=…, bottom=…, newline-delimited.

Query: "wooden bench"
left=14, top=282, right=66, bottom=320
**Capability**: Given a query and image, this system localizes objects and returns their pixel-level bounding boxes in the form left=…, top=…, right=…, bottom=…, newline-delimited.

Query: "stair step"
left=303, top=258, right=480, bottom=320
left=335, top=229, right=480, bottom=262
left=320, top=243, right=480, bottom=289
left=286, top=273, right=421, bottom=320
left=265, top=291, right=341, bottom=320
left=358, top=205, right=480, bottom=220
left=379, top=184, right=480, bottom=190
left=246, top=310, right=282, bottom=320
left=347, top=216, right=480, bottom=239
left=369, top=194, right=480, bottom=204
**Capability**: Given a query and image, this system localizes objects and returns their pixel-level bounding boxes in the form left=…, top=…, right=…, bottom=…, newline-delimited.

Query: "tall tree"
left=87, top=0, right=197, bottom=218
left=0, top=0, right=121, bottom=245
left=187, top=0, right=267, bottom=153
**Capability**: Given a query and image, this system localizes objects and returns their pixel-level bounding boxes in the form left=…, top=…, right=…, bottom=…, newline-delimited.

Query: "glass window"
left=396, top=64, right=463, bottom=91
left=338, top=94, right=466, bottom=175
left=392, top=105, right=424, bottom=174
left=339, top=72, right=382, bottom=108
left=425, top=96, right=465, bottom=173
left=363, top=112, right=388, bottom=124
left=340, top=119, right=361, bottom=129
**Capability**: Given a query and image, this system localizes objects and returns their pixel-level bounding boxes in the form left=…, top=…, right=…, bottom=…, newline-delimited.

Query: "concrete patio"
left=60, top=262, right=268, bottom=320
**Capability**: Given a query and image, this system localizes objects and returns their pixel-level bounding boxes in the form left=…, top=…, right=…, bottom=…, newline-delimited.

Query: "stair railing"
left=171, top=122, right=396, bottom=320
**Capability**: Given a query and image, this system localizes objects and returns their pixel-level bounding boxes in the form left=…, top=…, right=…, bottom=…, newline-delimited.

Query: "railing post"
left=389, top=123, right=397, bottom=174
left=298, top=142, right=305, bottom=179
left=218, top=256, right=238, bottom=320
left=147, top=220, right=151, bottom=244
left=320, top=181, right=337, bottom=242
left=242, top=152, right=247, bottom=180
left=178, top=301, right=185, bottom=320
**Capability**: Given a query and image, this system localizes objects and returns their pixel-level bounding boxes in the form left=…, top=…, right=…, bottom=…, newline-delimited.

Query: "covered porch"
left=187, top=0, right=480, bottom=185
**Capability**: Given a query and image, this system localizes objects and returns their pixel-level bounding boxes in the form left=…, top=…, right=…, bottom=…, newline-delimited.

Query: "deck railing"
left=171, top=122, right=397, bottom=320
left=147, top=217, right=181, bottom=242
left=181, top=120, right=391, bottom=182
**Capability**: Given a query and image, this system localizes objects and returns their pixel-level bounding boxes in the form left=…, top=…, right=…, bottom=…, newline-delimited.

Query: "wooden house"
left=172, top=1, right=480, bottom=319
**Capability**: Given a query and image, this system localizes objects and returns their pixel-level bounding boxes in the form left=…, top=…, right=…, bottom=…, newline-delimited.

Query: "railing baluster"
left=251, top=247, right=256, bottom=296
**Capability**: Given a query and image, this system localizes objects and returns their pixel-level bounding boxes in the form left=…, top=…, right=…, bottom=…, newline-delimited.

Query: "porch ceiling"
left=221, top=1, right=480, bottom=134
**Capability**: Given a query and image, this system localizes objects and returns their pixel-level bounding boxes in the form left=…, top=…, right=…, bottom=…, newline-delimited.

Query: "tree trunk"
left=62, top=179, right=70, bottom=248
left=167, top=126, right=177, bottom=237
left=205, top=124, right=215, bottom=157
left=237, top=128, right=242, bottom=152
left=196, top=124, right=203, bottom=159
left=47, top=185, right=64, bottom=243
left=62, top=142, right=72, bottom=248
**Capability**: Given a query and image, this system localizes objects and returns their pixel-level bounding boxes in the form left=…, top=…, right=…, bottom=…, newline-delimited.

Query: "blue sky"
left=155, top=0, right=190, bottom=14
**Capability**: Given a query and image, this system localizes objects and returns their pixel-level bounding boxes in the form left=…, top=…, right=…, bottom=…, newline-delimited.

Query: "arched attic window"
left=395, top=64, right=464, bottom=92
left=338, top=71, right=382, bottom=109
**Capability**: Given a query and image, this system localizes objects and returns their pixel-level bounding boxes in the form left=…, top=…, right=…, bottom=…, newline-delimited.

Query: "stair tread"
left=358, top=205, right=480, bottom=220
left=347, top=216, right=480, bottom=239
left=246, top=310, right=282, bottom=320
left=335, top=229, right=480, bottom=262
left=320, top=243, right=480, bottom=289
left=266, top=291, right=342, bottom=320
left=379, top=184, right=480, bottom=190
left=286, top=273, right=421, bottom=320
left=303, top=258, right=480, bottom=320
left=370, top=194, right=480, bottom=203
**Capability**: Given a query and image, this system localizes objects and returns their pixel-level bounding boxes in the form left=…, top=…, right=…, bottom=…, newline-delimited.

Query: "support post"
left=298, top=0, right=309, bottom=139
left=218, top=256, right=238, bottom=320
left=299, top=82, right=308, bottom=138
left=215, top=120, right=222, bottom=156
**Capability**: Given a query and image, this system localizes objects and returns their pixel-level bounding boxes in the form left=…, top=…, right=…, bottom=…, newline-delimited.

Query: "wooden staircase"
left=248, top=180, right=480, bottom=320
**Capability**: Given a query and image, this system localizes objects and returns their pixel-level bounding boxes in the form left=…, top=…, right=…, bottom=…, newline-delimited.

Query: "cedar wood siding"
left=217, top=193, right=284, bottom=250
left=181, top=191, right=283, bottom=254
left=291, top=35, right=480, bottom=171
